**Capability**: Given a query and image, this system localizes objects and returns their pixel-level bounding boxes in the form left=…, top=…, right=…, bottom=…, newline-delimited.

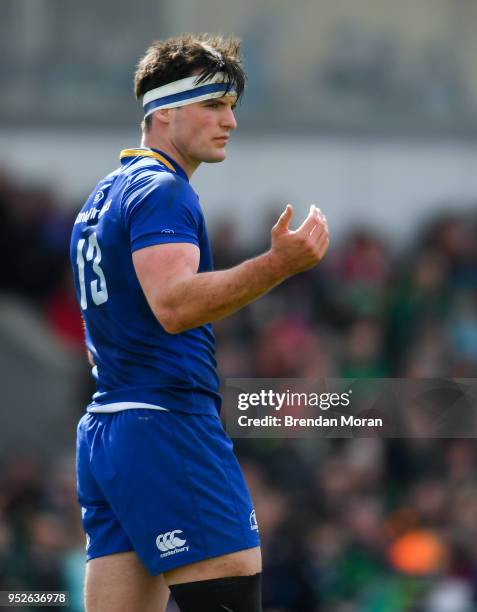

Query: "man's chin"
left=192, top=146, right=227, bottom=164
left=202, top=147, right=227, bottom=163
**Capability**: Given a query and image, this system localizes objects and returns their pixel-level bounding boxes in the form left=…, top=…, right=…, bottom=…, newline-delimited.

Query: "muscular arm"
left=133, top=205, right=329, bottom=334
left=134, top=245, right=283, bottom=334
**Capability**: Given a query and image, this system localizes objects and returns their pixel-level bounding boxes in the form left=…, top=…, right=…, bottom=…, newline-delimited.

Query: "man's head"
left=134, top=34, right=245, bottom=170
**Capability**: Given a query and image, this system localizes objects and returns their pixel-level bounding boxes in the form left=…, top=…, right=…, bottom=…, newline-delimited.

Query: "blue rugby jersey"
left=69, top=148, right=220, bottom=415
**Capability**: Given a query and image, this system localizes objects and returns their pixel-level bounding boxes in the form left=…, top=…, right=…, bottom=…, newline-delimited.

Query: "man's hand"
left=269, top=204, right=329, bottom=277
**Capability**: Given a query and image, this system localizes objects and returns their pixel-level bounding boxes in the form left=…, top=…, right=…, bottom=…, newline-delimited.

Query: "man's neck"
left=141, top=134, right=199, bottom=179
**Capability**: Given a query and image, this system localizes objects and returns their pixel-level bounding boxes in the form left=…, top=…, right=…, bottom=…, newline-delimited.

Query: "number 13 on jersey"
left=76, top=232, right=109, bottom=309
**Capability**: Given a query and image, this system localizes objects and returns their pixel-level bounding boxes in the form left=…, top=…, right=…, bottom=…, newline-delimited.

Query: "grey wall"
left=1, top=129, right=476, bottom=247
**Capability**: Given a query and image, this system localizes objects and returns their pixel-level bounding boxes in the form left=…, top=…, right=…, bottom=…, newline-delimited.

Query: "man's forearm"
left=143, top=204, right=329, bottom=333
left=160, top=251, right=285, bottom=333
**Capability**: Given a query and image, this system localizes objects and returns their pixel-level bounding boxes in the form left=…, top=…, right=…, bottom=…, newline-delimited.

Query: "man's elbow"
left=155, top=308, right=186, bottom=335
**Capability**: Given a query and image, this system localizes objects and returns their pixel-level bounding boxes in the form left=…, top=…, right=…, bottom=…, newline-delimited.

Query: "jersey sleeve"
left=122, top=172, right=201, bottom=253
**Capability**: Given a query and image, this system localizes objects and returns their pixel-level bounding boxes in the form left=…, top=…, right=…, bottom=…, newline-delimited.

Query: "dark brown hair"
left=135, top=33, right=246, bottom=128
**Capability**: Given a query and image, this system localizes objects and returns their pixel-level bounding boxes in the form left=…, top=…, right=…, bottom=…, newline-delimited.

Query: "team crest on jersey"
left=93, top=190, right=104, bottom=204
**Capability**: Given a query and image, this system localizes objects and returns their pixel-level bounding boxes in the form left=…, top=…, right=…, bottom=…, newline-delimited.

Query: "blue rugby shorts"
left=76, top=409, right=260, bottom=575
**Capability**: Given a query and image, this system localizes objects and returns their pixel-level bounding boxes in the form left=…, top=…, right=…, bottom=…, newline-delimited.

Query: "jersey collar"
left=119, top=147, right=189, bottom=182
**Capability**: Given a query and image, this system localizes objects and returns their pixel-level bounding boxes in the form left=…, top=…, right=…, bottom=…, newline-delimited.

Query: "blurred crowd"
left=0, top=168, right=477, bottom=611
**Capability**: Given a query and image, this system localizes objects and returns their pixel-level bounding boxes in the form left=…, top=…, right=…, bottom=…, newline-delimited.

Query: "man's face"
left=167, top=95, right=238, bottom=165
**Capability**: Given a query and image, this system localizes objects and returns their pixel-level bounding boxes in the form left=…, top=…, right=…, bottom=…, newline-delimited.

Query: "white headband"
left=142, top=72, right=236, bottom=117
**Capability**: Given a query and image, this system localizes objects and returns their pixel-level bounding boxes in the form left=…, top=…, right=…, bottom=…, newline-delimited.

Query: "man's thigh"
left=85, top=548, right=261, bottom=612
left=85, top=552, right=169, bottom=612
left=164, top=546, right=262, bottom=585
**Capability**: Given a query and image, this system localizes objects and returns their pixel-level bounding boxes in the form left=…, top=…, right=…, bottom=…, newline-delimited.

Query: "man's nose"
left=221, top=107, right=237, bottom=130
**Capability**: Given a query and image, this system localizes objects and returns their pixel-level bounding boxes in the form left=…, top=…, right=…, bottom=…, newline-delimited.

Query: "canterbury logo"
left=156, top=530, right=190, bottom=558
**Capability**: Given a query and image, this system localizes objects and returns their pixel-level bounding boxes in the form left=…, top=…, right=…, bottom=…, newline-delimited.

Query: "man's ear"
left=152, top=108, right=171, bottom=125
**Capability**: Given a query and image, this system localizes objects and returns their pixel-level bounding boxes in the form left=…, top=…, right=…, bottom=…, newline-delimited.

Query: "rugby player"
left=70, top=33, right=329, bottom=612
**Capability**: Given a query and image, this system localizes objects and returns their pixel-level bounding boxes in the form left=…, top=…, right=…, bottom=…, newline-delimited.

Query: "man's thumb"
left=273, top=204, right=293, bottom=233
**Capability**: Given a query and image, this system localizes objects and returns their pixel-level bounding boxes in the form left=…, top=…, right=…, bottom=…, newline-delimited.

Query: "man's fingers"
left=298, top=205, right=321, bottom=236
left=316, top=230, right=330, bottom=258
left=311, top=206, right=328, bottom=231
left=273, top=204, right=293, bottom=233
left=274, top=203, right=328, bottom=250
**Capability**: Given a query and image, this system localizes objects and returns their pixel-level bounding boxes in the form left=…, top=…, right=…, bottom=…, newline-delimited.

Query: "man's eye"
left=207, top=102, right=219, bottom=108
